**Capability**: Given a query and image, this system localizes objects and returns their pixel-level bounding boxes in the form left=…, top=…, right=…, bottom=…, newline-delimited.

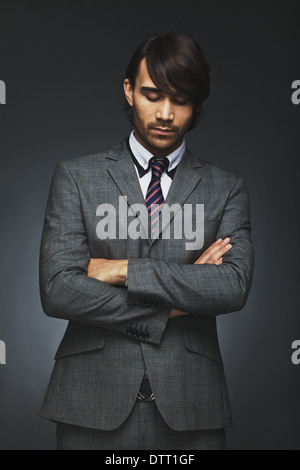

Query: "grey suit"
left=39, top=140, right=254, bottom=433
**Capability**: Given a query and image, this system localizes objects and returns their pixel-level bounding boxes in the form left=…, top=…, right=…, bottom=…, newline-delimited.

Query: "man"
left=39, top=31, right=254, bottom=450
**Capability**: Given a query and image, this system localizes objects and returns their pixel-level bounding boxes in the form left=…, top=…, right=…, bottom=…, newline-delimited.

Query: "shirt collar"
left=128, top=130, right=186, bottom=179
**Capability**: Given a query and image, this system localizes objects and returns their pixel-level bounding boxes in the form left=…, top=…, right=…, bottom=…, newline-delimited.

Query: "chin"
left=149, top=136, right=177, bottom=148
left=150, top=141, right=174, bottom=151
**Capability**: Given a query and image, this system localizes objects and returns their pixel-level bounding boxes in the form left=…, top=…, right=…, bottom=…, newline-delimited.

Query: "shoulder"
left=57, top=140, right=127, bottom=174
left=189, top=150, right=244, bottom=190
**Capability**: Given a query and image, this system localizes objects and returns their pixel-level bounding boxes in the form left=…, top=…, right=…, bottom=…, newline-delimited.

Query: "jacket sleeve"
left=39, top=161, right=169, bottom=345
left=126, top=177, right=254, bottom=315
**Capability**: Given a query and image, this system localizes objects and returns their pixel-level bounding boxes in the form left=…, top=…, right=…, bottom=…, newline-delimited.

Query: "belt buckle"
left=137, top=391, right=155, bottom=402
left=138, top=376, right=155, bottom=401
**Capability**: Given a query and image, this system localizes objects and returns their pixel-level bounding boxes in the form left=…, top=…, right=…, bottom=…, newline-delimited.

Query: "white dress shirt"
left=129, top=130, right=186, bottom=200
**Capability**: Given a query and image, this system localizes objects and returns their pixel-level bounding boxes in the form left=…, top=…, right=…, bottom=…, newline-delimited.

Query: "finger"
left=88, top=258, right=106, bottom=265
left=196, top=243, right=232, bottom=264
left=195, top=238, right=231, bottom=264
left=203, top=237, right=230, bottom=257
left=209, top=244, right=232, bottom=263
left=203, top=238, right=226, bottom=251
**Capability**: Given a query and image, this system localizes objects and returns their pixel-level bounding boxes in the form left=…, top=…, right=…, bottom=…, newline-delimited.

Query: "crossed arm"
left=87, top=237, right=233, bottom=318
left=39, top=161, right=253, bottom=345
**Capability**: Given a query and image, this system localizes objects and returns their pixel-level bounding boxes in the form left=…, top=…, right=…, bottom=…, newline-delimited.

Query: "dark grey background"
left=0, top=0, right=299, bottom=450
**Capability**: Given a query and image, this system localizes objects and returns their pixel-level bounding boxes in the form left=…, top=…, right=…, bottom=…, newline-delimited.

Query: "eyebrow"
left=140, top=86, right=161, bottom=93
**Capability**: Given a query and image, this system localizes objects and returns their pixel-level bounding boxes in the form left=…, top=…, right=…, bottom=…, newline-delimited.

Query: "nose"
left=156, top=97, right=174, bottom=122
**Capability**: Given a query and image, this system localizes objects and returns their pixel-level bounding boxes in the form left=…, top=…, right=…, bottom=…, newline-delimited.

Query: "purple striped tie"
left=145, top=158, right=168, bottom=234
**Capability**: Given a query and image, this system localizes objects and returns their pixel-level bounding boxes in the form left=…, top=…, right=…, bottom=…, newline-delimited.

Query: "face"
left=124, top=58, right=194, bottom=158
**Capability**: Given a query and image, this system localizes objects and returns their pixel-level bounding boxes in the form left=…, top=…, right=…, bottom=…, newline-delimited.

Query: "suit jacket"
left=39, top=139, right=254, bottom=431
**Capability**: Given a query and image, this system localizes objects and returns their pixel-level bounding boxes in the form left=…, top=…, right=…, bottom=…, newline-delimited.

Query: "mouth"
left=151, top=128, right=175, bottom=136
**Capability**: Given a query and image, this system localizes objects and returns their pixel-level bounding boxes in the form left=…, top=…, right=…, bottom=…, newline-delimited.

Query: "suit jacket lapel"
left=106, top=141, right=150, bottom=240
left=106, top=141, right=203, bottom=247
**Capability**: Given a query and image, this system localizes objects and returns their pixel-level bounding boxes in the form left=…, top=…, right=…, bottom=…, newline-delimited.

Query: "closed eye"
left=173, top=98, right=189, bottom=106
left=141, top=87, right=190, bottom=106
left=146, top=94, right=160, bottom=102
left=146, top=95, right=189, bottom=105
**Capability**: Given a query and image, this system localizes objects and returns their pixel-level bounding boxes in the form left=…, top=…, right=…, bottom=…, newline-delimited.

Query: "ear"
left=123, top=78, right=133, bottom=107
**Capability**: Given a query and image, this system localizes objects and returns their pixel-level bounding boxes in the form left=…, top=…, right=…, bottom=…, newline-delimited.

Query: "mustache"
left=148, top=123, right=179, bottom=132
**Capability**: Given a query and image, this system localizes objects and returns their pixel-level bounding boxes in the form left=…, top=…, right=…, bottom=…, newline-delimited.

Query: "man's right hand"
left=169, top=237, right=232, bottom=318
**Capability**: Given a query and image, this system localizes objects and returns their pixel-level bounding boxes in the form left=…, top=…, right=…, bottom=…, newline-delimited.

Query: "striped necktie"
left=145, top=158, right=168, bottom=234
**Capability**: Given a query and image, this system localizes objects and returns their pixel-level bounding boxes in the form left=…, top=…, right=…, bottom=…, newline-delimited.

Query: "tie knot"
left=150, top=158, right=168, bottom=179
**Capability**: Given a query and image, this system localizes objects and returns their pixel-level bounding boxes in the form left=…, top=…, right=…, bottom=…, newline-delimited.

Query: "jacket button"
left=137, top=329, right=143, bottom=338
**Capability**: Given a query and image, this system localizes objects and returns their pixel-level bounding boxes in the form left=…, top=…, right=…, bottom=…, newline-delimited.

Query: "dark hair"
left=124, top=30, right=211, bottom=130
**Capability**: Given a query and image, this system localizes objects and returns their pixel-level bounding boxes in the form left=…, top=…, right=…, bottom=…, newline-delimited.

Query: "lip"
left=151, top=128, right=175, bottom=136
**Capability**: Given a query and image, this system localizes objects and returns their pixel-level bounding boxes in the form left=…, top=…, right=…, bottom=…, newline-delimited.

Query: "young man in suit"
left=39, top=31, right=254, bottom=450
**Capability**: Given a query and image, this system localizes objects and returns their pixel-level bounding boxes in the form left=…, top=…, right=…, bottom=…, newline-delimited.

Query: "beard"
left=132, top=108, right=189, bottom=155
